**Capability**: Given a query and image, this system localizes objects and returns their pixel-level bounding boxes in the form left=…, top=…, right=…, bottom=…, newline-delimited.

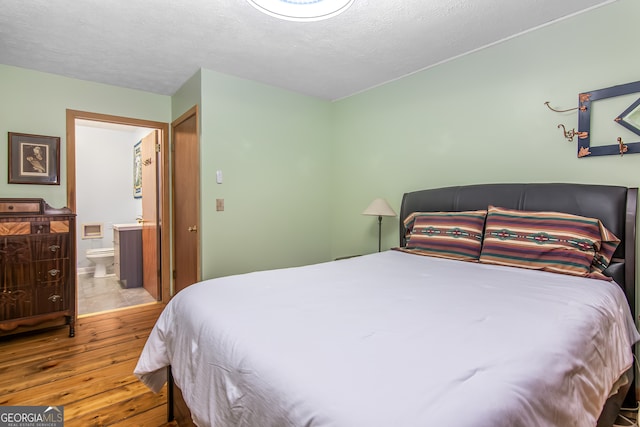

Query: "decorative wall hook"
left=544, top=101, right=588, bottom=113
left=618, top=137, right=628, bottom=156
left=545, top=102, right=578, bottom=113
left=557, top=124, right=588, bottom=142
left=557, top=124, right=577, bottom=141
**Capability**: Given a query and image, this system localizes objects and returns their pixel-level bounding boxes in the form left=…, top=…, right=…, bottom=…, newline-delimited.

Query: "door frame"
left=66, top=109, right=171, bottom=304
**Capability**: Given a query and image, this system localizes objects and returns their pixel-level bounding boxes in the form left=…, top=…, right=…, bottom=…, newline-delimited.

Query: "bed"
left=135, top=183, right=640, bottom=427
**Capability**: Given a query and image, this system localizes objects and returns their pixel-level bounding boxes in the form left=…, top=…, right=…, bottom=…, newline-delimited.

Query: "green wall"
left=0, top=64, right=170, bottom=208
left=171, top=70, right=202, bottom=121
left=331, top=0, right=640, bottom=258
left=198, top=69, right=333, bottom=278
left=172, top=69, right=334, bottom=280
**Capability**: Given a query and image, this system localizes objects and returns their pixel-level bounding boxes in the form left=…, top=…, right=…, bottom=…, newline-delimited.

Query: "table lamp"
left=362, top=198, right=397, bottom=252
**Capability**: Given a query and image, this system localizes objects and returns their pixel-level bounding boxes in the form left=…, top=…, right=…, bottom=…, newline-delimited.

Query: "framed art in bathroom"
left=8, top=132, right=60, bottom=185
left=133, top=140, right=142, bottom=198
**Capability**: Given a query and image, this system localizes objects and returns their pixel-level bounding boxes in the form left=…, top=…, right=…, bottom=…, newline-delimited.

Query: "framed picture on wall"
left=8, top=132, right=60, bottom=185
left=133, top=140, right=142, bottom=198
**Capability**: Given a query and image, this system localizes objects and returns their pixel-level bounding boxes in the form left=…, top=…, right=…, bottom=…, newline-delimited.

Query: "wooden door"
left=141, top=130, right=160, bottom=300
left=172, top=107, right=200, bottom=294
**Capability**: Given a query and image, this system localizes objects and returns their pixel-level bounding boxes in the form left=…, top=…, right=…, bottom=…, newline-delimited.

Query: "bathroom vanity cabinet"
left=0, top=198, right=76, bottom=337
left=114, top=225, right=142, bottom=288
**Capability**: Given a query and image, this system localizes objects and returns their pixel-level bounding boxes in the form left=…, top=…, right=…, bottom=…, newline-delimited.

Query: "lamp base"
left=377, top=215, right=382, bottom=252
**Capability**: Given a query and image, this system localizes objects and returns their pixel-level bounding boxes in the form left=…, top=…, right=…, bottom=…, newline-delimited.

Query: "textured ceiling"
left=0, top=0, right=614, bottom=101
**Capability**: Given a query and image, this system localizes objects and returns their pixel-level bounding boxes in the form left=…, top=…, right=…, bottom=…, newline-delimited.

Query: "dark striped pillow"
left=479, top=206, right=619, bottom=279
left=401, top=210, right=487, bottom=261
left=590, top=224, right=620, bottom=277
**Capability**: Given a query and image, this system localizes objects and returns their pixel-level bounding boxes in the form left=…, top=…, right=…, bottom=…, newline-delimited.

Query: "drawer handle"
left=48, top=269, right=60, bottom=277
left=8, top=205, right=14, bottom=211
left=48, top=294, right=61, bottom=302
left=49, top=245, right=61, bottom=252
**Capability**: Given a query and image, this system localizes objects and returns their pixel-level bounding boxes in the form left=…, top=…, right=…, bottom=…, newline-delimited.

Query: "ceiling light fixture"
left=247, top=0, right=354, bottom=22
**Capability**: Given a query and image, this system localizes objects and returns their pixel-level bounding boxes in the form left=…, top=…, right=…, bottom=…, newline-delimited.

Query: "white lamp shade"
left=362, top=198, right=397, bottom=217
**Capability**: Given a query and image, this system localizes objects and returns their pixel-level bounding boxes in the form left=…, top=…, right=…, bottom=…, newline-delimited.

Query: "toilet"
left=86, top=247, right=115, bottom=278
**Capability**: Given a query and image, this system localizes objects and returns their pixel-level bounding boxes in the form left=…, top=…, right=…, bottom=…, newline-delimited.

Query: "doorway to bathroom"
left=66, top=110, right=171, bottom=316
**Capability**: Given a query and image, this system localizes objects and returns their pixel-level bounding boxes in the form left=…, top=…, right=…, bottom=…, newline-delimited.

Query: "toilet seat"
left=87, top=248, right=114, bottom=256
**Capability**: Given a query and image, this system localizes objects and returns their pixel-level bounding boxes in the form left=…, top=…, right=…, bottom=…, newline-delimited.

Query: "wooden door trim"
left=171, top=105, right=201, bottom=290
left=66, top=109, right=171, bottom=304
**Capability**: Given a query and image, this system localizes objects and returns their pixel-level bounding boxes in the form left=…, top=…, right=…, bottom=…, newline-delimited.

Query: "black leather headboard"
left=399, top=183, right=637, bottom=316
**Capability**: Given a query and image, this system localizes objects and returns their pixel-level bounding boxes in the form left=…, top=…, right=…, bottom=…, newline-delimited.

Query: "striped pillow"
left=590, top=224, right=620, bottom=277
left=401, top=210, right=487, bottom=261
left=479, top=206, right=619, bottom=279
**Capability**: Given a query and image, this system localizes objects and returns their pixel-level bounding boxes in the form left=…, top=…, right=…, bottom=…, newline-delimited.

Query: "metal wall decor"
left=545, top=81, right=640, bottom=158
left=576, top=81, right=640, bottom=158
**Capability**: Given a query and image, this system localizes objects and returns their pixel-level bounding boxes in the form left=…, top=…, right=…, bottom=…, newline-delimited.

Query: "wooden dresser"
left=0, top=198, right=76, bottom=337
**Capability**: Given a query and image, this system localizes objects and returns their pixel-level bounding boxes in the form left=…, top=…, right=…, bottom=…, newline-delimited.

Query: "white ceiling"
left=0, top=0, right=614, bottom=101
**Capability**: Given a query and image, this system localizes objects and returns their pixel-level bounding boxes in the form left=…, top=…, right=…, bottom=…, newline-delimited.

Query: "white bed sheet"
left=135, top=251, right=640, bottom=427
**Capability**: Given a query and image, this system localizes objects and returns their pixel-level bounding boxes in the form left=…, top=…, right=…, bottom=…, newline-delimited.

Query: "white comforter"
left=135, top=251, right=640, bottom=427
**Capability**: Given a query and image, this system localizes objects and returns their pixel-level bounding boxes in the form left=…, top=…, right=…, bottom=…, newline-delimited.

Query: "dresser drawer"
left=31, top=221, right=50, bottom=234
left=0, top=199, right=44, bottom=215
left=31, top=235, right=68, bottom=260
left=34, top=283, right=66, bottom=315
left=34, top=259, right=67, bottom=285
left=0, top=235, right=69, bottom=264
left=0, top=222, right=30, bottom=236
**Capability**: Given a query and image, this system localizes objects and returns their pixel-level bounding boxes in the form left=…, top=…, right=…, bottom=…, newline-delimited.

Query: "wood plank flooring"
left=0, top=302, right=174, bottom=427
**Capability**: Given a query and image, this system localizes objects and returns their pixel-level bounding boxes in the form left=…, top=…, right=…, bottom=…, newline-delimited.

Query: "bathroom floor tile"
left=77, top=273, right=156, bottom=315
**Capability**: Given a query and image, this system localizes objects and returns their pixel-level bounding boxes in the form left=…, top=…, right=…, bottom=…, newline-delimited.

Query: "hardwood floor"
left=0, top=302, right=173, bottom=427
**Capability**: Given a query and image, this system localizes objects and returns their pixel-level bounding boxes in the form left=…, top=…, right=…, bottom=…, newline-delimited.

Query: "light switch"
left=216, top=170, right=223, bottom=184
left=216, top=199, right=224, bottom=211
